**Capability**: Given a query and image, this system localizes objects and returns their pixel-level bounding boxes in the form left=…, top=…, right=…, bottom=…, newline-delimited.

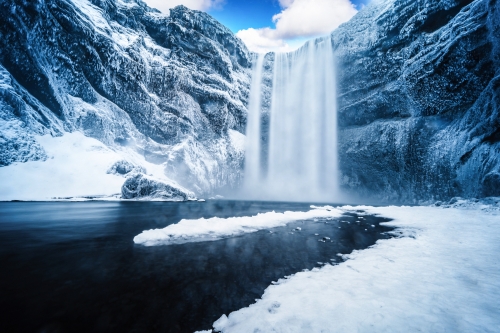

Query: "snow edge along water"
left=133, top=206, right=345, bottom=246
left=207, top=201, right=500, bottom=333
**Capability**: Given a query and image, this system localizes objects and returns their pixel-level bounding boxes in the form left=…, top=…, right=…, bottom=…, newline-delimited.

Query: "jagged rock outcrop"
left=121, top=173, right=194, bottom=200
left=333, top=0, right=500, bottom=201
left=0, top=0, right=250, bottom=196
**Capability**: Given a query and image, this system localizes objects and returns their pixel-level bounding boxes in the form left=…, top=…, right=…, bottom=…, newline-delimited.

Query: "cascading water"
left=244, top=53, right=266, bottom=191
left=244, top=37, right=338, bottom=201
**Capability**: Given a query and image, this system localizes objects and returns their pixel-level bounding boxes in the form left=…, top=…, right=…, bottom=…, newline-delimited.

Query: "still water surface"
left=0, top=201, right=393, bottom=333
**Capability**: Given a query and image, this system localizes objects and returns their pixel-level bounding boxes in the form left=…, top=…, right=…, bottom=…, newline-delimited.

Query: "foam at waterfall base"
left=133, top=206, right=343, bottom=246
left=208, top=204, right=500, bottom=332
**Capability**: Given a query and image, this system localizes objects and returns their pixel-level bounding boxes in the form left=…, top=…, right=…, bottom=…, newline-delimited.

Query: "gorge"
left=0, top=0, right=499, bottom=202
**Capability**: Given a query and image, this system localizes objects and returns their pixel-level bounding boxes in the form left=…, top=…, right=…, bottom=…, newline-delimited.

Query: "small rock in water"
left=294, top=227, right=302, bottom=231
left=322, top=237, right=330, bottom=241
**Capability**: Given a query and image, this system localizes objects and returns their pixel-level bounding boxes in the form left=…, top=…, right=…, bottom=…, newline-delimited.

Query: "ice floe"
left=133, top=206, right=343, bottom=246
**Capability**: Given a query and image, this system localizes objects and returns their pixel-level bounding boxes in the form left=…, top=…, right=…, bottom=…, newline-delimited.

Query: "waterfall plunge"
left=244, top=37, right=338, bottom=202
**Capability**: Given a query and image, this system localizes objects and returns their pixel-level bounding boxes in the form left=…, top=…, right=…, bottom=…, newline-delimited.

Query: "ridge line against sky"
left=141, top=0, right=371, bottom=53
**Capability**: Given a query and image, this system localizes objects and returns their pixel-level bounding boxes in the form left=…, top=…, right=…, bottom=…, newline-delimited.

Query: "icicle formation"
left=244, top=37, right=338, bottom=201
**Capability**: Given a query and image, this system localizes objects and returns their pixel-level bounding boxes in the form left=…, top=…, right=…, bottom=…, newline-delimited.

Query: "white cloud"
left=237, top=0, right=358, bottom=53
left=142, top=0, right=224, bottom=13
left=236, top=28, right=294, bottom=54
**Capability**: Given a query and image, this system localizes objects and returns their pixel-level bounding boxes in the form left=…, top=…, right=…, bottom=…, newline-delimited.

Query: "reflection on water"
left=0, top=201, right=393, bottom=333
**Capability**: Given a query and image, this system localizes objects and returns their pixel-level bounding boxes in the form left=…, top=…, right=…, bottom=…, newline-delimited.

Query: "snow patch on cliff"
left=228, top=129, right=245, bottom=153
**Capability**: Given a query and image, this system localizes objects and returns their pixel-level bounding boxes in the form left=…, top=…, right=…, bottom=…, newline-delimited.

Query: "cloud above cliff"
left=237, top=0, right=358, bottom=53
left=143, top=0, right=225, bottom=12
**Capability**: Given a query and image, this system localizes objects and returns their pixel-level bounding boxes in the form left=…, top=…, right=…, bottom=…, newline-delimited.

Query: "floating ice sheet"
left=133, top=206, right=343, bottom=246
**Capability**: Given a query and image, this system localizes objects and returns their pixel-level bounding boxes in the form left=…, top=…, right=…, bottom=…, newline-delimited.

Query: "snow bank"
left=0, top=132, right=179, bottom=201
left=133, top=206, right=343, bottom=246
left=210, top=205, right=500, bottom=333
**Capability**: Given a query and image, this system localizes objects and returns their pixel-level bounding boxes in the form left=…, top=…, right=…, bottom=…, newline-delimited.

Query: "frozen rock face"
left=121, top=173, right=194, bottom=200
left=0, top=0, right=251, bottom=196
left=332, top=0, right=500, bottom=201
left=107, top=160, right=146, bottom=176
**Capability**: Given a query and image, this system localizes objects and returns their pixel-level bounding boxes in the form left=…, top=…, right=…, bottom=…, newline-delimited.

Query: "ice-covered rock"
left=121, top=173, right=195, bottom=201
left=332, top=0, right=500, bottom=201
left=107, top=160, right=146, bottom=176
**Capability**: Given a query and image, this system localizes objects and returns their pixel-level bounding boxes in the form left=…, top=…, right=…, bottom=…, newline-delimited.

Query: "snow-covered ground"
left=188, top=203, right=500, bottom=333
left=134, top=206, right=344, bottom=246
left=0, top=132, right=178, bottom=201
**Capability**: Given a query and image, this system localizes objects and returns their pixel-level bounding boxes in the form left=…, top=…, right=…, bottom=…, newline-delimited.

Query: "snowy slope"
left=209, top=202, right=500, bottom=332
left=0, top=0, right=251, bottom=199
left=0, top=132, right=194, bottom=200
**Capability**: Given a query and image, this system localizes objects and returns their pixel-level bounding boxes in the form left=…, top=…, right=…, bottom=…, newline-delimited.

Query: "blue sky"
left=143, top=0, right=371, bottom=52
left=209, top=0, right=370, bottom=33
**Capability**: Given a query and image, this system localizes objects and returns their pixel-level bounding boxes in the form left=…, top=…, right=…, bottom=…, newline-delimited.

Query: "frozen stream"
left=0, top=201, right=393, bottom=333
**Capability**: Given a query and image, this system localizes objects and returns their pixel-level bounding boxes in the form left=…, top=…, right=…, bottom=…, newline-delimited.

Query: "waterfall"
left=244, top=37, right=338, bottom=201
left=244, top=53, right=266, bottom=191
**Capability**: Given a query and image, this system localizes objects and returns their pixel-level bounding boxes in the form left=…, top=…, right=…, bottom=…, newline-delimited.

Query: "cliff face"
left=1, top=0, right=498, bottom=202
left=0, top=0, right=250, bottom=196
left=333, top=0, right=500, bottom=202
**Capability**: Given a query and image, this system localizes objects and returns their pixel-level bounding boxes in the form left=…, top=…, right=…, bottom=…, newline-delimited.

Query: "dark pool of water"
left=0, top=200, right=393, bottom=333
